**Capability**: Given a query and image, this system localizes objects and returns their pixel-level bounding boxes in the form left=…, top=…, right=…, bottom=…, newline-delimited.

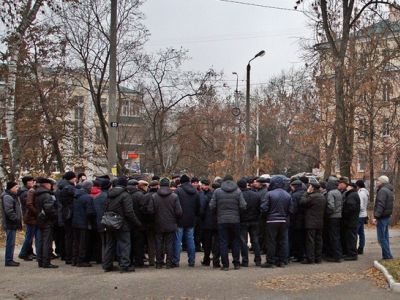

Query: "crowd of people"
left=0, top=171, right=395, bottom=272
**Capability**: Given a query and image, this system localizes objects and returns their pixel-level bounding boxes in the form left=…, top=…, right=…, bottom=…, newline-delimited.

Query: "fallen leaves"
left=255, top=272, right=361, bottom=292
left=364, top=267, right=389, bottom=289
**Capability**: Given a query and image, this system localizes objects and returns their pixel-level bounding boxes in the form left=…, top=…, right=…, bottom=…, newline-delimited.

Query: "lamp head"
left=255, top=50, right=266, bottom=58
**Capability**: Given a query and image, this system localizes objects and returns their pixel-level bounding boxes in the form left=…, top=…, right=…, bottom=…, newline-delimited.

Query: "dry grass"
left=380, top=259, right=400, bottom=282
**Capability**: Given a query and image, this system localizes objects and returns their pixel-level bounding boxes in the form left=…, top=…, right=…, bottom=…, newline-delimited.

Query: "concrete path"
left=0, top=228, right=399, bottom=300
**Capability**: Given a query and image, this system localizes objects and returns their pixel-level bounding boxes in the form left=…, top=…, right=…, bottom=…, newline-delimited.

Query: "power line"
left=218, top=0, right=304, bottom=12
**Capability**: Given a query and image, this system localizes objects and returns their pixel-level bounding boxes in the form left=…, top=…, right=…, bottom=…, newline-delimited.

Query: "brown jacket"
left=24, top=187, right=38, bottom=225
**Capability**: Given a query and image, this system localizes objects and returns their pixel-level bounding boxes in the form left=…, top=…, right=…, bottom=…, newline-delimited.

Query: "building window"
left=74, top=96, right=84, bottom=156
left=382, top=119, right=390, bottom=137
left=383, top=83, right=392, bottom=102
left=357, top=153, right=367, bottom=172
left=382, top=153, right=389, bottom=171
left=358, top=118, right=368, bottom=139
left=121, top=99, right=139, bottom=117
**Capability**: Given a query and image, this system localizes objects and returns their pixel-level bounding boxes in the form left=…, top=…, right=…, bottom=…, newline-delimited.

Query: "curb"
left=374, top=260, right=400, bottom=293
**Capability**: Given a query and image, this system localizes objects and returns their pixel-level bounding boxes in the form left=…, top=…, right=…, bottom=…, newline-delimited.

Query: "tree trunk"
left=368, top=112, right=375, bottom=207
left=391, top=150, right=400, bottom=225
left=324, top=130, right=337, bottom=180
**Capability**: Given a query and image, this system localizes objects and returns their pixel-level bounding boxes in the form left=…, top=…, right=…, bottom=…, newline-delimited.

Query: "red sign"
left=127, top=152, right=139, bottom=159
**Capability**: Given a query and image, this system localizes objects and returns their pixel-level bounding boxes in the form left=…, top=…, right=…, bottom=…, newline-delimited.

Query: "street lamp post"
left=245, top=50, right=265, bottom=172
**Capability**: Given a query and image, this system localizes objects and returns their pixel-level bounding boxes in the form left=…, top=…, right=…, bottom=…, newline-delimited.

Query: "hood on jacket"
left=270, top=176, right=286, bottom=190
left=157, top=187, right=172, bottom=197
left=221, top=180, right=238, bottom=193
left=58, top=178, right=74, bottom=190
left=181, top=182, right=197, bottom=195
left=326, top=179, right=339, bottom=191
left=126, top=185, right=139, bottom=194
left=380, top=183, right=394, bottom=191
left=108, top=187, right=126, bottom=198
left=35, top=186, right=52, bottom=197
left=75, top=188, right=89, bottom=198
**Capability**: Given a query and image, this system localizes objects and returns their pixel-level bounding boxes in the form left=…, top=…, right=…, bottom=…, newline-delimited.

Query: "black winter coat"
left=176, top=183, right=200, bottom=228
left=260, top=176, right=292, bottom=222
left=342, top=189, right=361, bottom=228
left=104, top=187, right=142, bottom=231
left=127, top=186, right=147, bottom=230
left=240, top=188, right=261, bottom=223
left=92, top=191, right=108, bottom=232
left=17, top=186, right=29, bottom=216
left=142, top=188, right=157, bottom=225
left=300, top=191, right=326, bottom=229
left=200, top=189, right=217, bottom=230
left=374, top=184, right=394, bottom=219
left=56, top=179, right=76, bottom=222
left=147, top=187, right=182, bottom=233
left=35, top=187, right=57, bottom=229
left=290, top=187, right=306, bottom=229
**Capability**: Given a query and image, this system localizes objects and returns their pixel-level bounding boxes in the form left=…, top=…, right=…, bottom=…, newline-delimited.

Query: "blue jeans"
left=19, top=225, right=40, bottom=258
left=377, top=217, right=393, bottom=259
left=173, top=227, right=195, bottom=265
left=357, top=217, right=367, bottom=250
left=5, top=230, right=16, bottom=264
left=219, top=223, right=241, bottom=268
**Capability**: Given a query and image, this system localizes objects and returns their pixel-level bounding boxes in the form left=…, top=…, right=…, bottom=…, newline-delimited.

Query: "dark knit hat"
left=127, top=179, right=139, bottom=186
left=237, top=179, right=247, bottom=189
left=309, top=177, right=321, bottom=189
left=257, top=177, right=268, bottom=184
left=99, top=178, right=111, bottom=190
left=6, top=181, right=18, bottom=190
left=22, top=176, right=34, bottom=185
left=63, top=171, right=76, bottom=181
left=290, top=179, right=303, bottom=186
left=77, top=173, right=86, bottom=180
left=338, top=176, right=350, bottom=185
left=152, top=175, right=160, bottom=181
left=201, top=179, right=210, bottom=185
left=320, top=181, right=327, bottom=190
left=116, top=176, right=128, bottom=187
left=212, top=182, right=221, bottom=189
left=36, top=177, right=53, bottom=185
left=191, top=177, right=199, bottom=183
left=160, top=178, right=170, bottom=187
left=96, top=174, right=110, bottom=180
left=300, top=176, right=309, bottom=184
left=355, top=180, right=365, bottom=188
left=180, top=174, right=190, bottom=184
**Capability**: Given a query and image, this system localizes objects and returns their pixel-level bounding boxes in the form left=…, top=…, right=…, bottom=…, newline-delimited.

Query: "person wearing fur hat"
left=56, top=171, right=77, bottom=264
left=1, top=181, right=22, bottom=266
left=373, top=175, right=394, bottom=260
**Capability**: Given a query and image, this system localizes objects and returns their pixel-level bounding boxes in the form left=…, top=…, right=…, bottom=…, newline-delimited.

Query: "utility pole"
left=108, top=0, right=118, bottom=176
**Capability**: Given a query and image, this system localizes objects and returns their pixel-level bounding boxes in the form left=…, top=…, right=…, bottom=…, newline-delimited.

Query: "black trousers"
left=64, top=220, right=73, bottom=261
left=103, top=230, right=131, bottom=270
left=53, top=225, right=65, bottom=259
left=194, top=217, right=203, bottom=251
left=72, top=228, right=88, bottom=264
left=155, top=231, right=175, bottom=266
left=146, top=225, right=156, bottom=265
left=342, top=226, right=358, bottom=257
left=37, top=226, right=53, bottom=266
left=240, top=222, right=261, bottom=264
left=327, top=218, right=342, bottom=259
left=305, top=229, right=323, bottom=262
left=291, top=228, right=305, bottom=260
left=131, top=229, right=145, bottom=266
left=202, top=229, right=220, bottom=266
left=266, top=222, right=288, bottom=265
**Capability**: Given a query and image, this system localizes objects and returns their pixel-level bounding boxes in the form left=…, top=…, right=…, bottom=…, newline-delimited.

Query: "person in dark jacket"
left=147, top=178, right=182, bottom=269
left=92, top=178, right=110, bottom=263
left=173, top=174, right=200, bottom=267
left=56, top=171, right=77, bottom=264
left=142, top=180, right=158, bottom=267
left=1, top=181, right=22, bottom=267
left=102, top=177, right=142, bottom=273
left=238, top=178, right=262, bottom=267
left=18, top=176, right=37, bottom=260
left=300, top=180, right=326, bottom=264
left=210, top=175, right=246, bottom=271
left=72, top=181, right=95, bottom=267
left=200, top=179, right=220, bottom=268
left=35, top=177, right=58, bottom=268
left=340, top=182, right=361, bottom=260
left=260, top=176, right=292, bottom=268
left=127, top=179, right=147, bottom=267
left=289, top=179, right=306, bottom=262
left=373, top=175, right=394, bottom=260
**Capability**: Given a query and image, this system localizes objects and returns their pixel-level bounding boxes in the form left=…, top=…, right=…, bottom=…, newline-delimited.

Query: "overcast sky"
left=141, top=0, right=313, bottom=90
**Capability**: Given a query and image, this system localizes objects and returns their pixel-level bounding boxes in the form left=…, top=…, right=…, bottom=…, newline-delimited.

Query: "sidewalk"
left=0, top=228, right=398, bottom=299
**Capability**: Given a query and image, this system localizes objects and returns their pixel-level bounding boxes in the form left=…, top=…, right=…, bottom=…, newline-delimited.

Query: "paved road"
left=0, top=228, right=399, bottom=300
